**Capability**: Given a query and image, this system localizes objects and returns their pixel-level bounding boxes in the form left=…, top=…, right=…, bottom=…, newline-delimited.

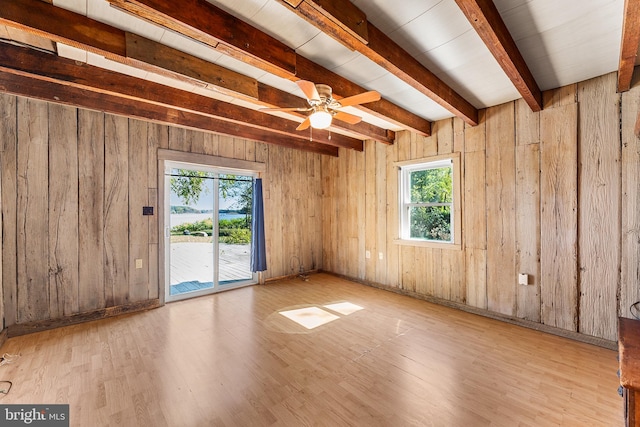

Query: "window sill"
left=393, top=239, right=462, bottom=251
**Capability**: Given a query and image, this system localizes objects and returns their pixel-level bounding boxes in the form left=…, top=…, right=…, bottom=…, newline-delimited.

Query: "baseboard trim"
left=7, top=299, right=161, bottom=338
left=321, top=271, right=617, bottom=351
left=265, top=269, right=319, bottom=283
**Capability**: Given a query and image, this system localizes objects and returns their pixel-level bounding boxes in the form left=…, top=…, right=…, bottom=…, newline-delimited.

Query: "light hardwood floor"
left=0, top=273, right=622, bottom=426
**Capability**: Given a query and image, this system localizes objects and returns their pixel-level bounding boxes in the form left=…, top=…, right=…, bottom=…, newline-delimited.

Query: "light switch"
left=136, top=259, right=143, bottom=269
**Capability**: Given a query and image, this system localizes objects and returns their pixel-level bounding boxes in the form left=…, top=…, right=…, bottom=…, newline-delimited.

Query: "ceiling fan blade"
left=260, top=106, right=311, bottom=112
left=333, top=111, right=363, bottom=125
left=337, top=90, right=381, bottom=107
left=296, top=117, right=312, bottom=131
left=296, top=80, right=321, bottom=101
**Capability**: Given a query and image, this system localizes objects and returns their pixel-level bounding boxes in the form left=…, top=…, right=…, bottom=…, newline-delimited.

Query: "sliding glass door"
left=165, top=161, right=256, bottom=301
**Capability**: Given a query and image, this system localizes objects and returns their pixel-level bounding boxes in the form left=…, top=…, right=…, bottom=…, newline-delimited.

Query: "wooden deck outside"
left=170, top=239, right=252, bottom=295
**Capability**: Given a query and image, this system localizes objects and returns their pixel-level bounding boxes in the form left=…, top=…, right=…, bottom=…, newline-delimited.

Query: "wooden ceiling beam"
left=618, top=0, right=640, bottom=92
left=104, top=0, right=273, bottom=68
left=0, top=0, right=388, bottom=143
left=454, top=0, right=542, bottom=111
left=284, top=0, right=369, bottom=45
left=104, top=0, right=432, bottom=136
left=0, top=43, right=357, bottom=152
left=0, top=71, right=338, bottom=156
left=279, top=0, right=479, bottom=126
left=109, top=0, right=297, bottom=78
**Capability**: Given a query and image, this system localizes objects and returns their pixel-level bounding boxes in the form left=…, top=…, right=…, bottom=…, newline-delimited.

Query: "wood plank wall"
left=323, top=71, right=636, bottom=342
left=0, top=94, right=323, bottom=327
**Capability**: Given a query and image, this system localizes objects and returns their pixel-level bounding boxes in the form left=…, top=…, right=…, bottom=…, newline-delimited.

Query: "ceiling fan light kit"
left=309, top=108, right=333, bottom=129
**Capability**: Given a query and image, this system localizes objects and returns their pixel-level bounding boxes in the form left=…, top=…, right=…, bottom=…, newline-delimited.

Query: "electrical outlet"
left=379, top=252, right=384, bottom=260
left=365, top=250, right=371, bottom=259
left=135, top=259, right=143, bottom=269
left=518, top=273, right=528, bottom=285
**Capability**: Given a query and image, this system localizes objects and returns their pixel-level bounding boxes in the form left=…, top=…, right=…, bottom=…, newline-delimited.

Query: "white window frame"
left=395, top=153, right=462, bottom=250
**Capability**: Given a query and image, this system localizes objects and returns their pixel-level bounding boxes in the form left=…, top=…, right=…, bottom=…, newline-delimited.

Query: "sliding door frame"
left=157, top=149, right=266, bottom=305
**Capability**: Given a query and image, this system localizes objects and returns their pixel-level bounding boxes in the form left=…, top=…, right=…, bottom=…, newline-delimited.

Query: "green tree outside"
left=409, top=167, right=452, bottom=241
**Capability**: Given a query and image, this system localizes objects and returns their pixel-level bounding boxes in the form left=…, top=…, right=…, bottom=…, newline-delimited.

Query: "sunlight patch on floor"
left=323, top=302, right=364, bottom=315
left=279, top=307, right=340, bottom=329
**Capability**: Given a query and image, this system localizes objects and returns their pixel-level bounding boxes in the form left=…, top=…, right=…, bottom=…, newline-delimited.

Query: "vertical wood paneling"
left=245, top=140, right=256, bottom=162
left=17, top=98, right=49, bottom=323
left=621, top=86, right=640, bottom=319
left=464, top=149, right=487, bottom=307
left=464, top=110, right=486, bottom=153
left=485, top=103, right=517, bottom=316
left=218, top=135, right=235, bottom=158
left=540, top=103, right=578, bottom=331
left=515, top=98, right=540, bottom=146
left=168, top=127, right=188, bottom=152
left=364, top=140, right=377, bottom=282
left=147, top=123, right=165, bottom=301
left=515, top=143, right=541, bottom=321
left=104, top=114, right=129, bottom=306
left=577, top=73, right=620, bottom=341
left=128, top=120, right=149, bottom=302
left=439, top=119, right=464, bottom=302
left=356, top=148, right=366, bottom=280
left=385, top=133, right=400, bottom=287
left=48, top=104, right=79, bottom=318
left=1, top=93, right=17, bottom=327
left=453, top=117, right=465, bottom=154
left=322, top=154, right=336, bottom=274
left=188, top=129, right=205, bottom=155
left=1, top=70, right=634, bottom=342
left=464, top=151, right=486, bottom=250
left=542, top=84, right=577, bottom=109
left=466, top=249, right=487, bottom=309
left=267, top=145, right=283, bottom=276
left=375, top=140, right=387, bottom=284
left=1, top=96, right=323, bottom=326
left=78, top=110, right=105, bottom=312
left=396, top=130, right=412, bottom=290
left=234, top=138, right=246, bottom=160
left=203, top=133, right=219, bottom=156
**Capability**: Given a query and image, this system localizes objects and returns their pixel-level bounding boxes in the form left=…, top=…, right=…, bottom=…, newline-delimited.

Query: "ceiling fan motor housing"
left=315, top=84, right=333, bottom=103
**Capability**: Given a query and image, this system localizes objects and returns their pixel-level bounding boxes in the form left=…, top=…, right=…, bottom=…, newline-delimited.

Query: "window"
left=398, top=154, right=461, bottom=248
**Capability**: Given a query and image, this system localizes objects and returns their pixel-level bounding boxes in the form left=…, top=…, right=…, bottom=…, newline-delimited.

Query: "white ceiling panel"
left=352, top=0, right=442, bottom=34
left=87, top=0, right=165, bottom=41
left=436, top=57, right=523, bottom=108
left=86, top=51, right=149, bottom=79
left=56, top=43, right=88, bottom=63
left=389, top=89, right=453, bottom=121
left=414, top=30, right=489, bottom=75
left=248, top=1, right=322, bottom=49
left=204, top=0, right=268, bottom=22
left=296, top=32, right=360, bottom=71
left=389, top=0, right=473, bottom=57
left=256, top=74, right=304, bottom=97
left=53, top=0, right=87, bottom=14
left=214, top=55, right=269, bottom=81
left=331, top=56, right=390, bottom=87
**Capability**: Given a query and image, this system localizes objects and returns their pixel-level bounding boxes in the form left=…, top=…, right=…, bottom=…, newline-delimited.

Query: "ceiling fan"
left=261, top=80, right=381, bottom=131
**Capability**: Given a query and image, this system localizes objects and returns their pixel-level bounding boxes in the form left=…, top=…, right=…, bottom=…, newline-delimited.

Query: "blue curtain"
left=250, top=178, right=267, bottom=272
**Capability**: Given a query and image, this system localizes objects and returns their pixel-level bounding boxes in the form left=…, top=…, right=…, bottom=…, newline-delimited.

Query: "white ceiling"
left=52, top=0, right=625, bottom=132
